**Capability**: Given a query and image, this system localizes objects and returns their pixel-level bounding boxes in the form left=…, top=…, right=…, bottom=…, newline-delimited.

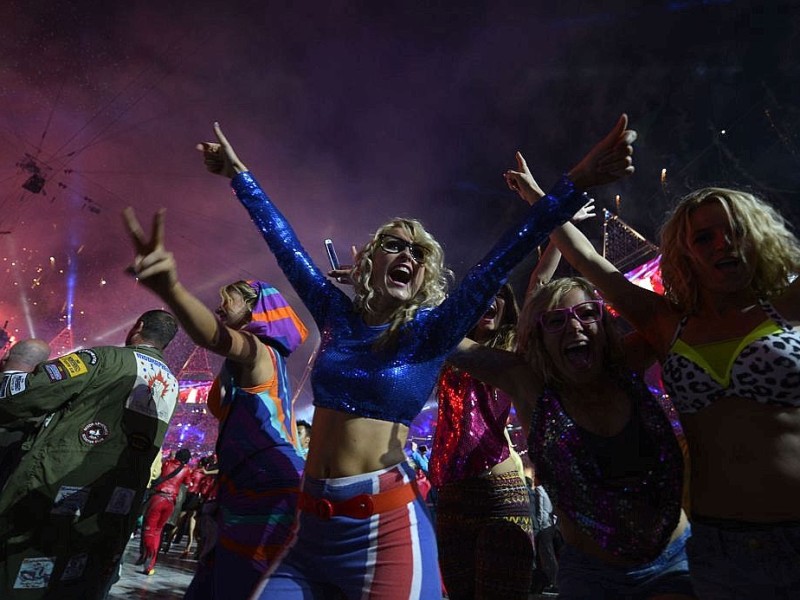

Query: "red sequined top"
left=429, top=365, right=512, bottom=487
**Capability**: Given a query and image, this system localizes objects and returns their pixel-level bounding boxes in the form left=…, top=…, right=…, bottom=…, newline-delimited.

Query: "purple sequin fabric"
left=232, top=172, right=587, bottom=426
left=529, top=372, right=684, bottom=562
left=430, top=366, right=512, bottom=487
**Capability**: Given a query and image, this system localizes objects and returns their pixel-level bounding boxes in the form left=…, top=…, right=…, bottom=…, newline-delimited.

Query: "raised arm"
left=505, top=116, right=675, bottom=353
left=505, top=150, right=597, bottom=298
left=0, top=360, right=84, bottom=421
left=123, top=209, right=274, bottom=382
left=421, top=115, right=639, bottom=354
left=525, top=199, right=596, bottom=298
left=448, top=339, right=538, bottom=435
left=197, top=123, right=341, bottom=322
left=196, top=122, right=249, bottom=178
left=548, top=221, right=673, bottom=349
left=448, top=339, right=533, bottom=401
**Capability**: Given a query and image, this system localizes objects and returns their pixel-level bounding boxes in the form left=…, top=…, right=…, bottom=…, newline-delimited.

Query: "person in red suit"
left=171, top=455, right=212, bottom=558
left=138, top=448, right=193, bottom=575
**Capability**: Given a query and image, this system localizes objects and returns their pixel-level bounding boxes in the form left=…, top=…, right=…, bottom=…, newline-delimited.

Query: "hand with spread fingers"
left=123, top=207, right=178, bottom=298
left=572, top=198, right=597, bottom=223
left=196, top=122, right=248, bottom=179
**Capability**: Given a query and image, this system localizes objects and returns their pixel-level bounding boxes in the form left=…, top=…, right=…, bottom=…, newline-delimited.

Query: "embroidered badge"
left=80, top=421, right=110, bottom=445
left=14, top=557, right=56, bottom=589
left=51, top=485, right=90, bottom=516
left=8, top=372, right=28, bottom=394
left=61, top=553, right=88, bottom=581
left=44, top=363, right=65, bottom=382
left=58, top=353, right=88, bottom=377
left=78, top=348, right=98, bottom=365
left=126, top=351, right=178, bottom=425
left=106, top=487, right=136, bottom=515
left=0, top=372, right=27, bottom=397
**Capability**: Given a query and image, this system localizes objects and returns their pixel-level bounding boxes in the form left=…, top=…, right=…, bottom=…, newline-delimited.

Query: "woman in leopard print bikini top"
left=547, top=185, right=800, bottom=598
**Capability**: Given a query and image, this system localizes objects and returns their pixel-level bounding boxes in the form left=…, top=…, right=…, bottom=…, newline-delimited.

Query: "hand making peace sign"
left=123, top=207, right=179, bottom=297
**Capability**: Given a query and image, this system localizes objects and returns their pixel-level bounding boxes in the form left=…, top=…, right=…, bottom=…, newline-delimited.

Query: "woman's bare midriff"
left=558, top=510, right=690, bottom=567
left=486, top=455, right=523, bottom=477
left=303, top=407, right=410, bottom=479
left=682, top=397, right=800, bottom=521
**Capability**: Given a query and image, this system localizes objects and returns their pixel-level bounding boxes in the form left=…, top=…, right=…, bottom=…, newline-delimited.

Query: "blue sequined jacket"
left=232, top=172, right=585, bottom=426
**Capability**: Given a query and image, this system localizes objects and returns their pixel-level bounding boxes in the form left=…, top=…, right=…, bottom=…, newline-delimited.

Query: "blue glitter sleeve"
left=417, top=174, right=588, bottom=353
left=230, top=172, right=347, bottom=326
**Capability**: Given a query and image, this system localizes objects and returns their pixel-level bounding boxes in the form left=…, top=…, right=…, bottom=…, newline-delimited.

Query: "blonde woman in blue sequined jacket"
left=196, top=118, right=633, bottom=599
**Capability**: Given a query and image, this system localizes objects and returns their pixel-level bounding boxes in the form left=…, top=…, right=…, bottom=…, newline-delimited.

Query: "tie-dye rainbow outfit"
left=184, top=281, right=308, bottom=600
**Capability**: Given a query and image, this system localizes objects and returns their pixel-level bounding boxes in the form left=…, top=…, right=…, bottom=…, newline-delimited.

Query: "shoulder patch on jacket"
left=80, top=421, right=110, bottom=445
left=44, top=363, right=65, bottom=382
left=14, top=557, right=55, bottom=589
left=0, top=372, right=28, bottom=397
left=126, top=351, right=179, bottom=425
left=77, top=349, right=98, bottom=365
left=58, top=353, right=88, bottom=377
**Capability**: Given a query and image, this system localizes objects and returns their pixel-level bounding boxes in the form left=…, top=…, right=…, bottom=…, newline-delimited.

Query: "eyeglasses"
left=538, top=300, right=604, bottom=333
left=378, top=234, right=428, bottom=264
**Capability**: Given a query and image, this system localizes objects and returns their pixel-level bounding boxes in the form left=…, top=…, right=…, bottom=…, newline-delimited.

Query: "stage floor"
left=107, top=532, right=557, bottom=599
left=107, top=534, right=195, bottom=600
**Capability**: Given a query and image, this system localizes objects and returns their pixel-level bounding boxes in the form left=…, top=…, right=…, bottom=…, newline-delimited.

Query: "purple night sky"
left=1, top=0, right=798, bottom=416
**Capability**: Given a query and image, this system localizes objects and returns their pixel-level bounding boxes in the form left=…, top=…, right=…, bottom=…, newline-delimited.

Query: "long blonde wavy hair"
left=351, top=218, right=453, bottom=344
left=517, top=277, right=624, bottom=389
left=659, top=187, right=800, bottom=313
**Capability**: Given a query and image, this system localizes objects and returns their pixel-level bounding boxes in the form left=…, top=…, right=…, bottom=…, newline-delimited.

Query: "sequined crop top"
left=231, top=172, right=586, bottom=426
left=528, top=372, right=684, bottom=562
left=429, top=366, right=512, bottom=487
left=662, top=299, right=800, bottom=414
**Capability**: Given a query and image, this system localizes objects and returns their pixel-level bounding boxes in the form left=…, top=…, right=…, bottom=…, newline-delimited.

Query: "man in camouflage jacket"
left=0, top=310, right=179, bottom=599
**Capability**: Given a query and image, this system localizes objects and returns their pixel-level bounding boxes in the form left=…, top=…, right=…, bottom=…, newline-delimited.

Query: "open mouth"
left=389, top=265, right=413, bottom=285
left=714, top=257, right=740, bottom=272
left=564, top=341, right=592, bottom=368
left=483, top=304, right=498, bottom=320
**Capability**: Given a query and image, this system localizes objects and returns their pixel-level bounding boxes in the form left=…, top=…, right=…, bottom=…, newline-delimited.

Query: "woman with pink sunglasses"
left=449, top=275, right=693, bottom=599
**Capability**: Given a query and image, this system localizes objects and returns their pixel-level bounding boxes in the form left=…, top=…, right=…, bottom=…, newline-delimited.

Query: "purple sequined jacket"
left=529, top=372, right=684, bottom=562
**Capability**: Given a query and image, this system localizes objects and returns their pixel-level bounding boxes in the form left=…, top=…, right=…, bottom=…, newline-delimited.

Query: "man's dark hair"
left=138, top=310, right=179, bottom=350
left=296, top=419, right=312, bottom=432
left=175, top=448, right=191, bottom=463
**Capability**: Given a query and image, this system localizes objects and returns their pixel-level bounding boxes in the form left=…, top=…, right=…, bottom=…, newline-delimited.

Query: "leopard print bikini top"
left=662, top=299, right=800, bottom=414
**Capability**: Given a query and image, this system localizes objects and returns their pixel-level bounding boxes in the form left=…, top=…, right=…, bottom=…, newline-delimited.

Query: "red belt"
left=298, top=480, right=418, bottom=520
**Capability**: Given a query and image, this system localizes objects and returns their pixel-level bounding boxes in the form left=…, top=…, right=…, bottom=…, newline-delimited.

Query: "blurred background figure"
left=138, top=447, right=193, bottom=575
left=295, top=419, right=311, bottom=459
left=526, top=470, right=560, bottom=595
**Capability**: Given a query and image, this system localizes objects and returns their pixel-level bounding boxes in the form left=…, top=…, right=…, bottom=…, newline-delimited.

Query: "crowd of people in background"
left=1, top=110, right=800, bottom=600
